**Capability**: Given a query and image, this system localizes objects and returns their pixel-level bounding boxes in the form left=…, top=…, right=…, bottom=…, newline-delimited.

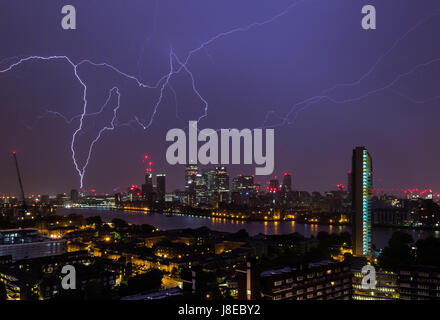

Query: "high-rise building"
left=70, top=189, right=79, bottom=203
left=202, top=169, right=217, bottom=195
left=215, top=166, right=229, bottom=203
left=142, top=171, right=154, bottom=204
left=231, top=175, right=255, bottom=205
left=185, top=165, right=199, bottom=190
left=282, top=173, right=292, bottom=192
left=268, top=178, right=279, bottom=193
left=232, top=175, right=254, bottom=193
left=347, top=171, right=352, bottom=194
left=40, top=195, right=50, bottom=205
left=215, top=166, right=229, bottom=190
left=351, top=146, right=373, bottom=257
left=156, top=174, right=166, bottom=202
left=193, top=174, right=208, bottom=204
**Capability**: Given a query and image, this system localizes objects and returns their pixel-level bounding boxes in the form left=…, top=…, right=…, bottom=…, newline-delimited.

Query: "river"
left=56, top=208, right=440, bottom=250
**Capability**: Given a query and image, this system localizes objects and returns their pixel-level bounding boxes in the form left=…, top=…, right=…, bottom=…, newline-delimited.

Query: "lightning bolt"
left=1, top=0, right=439, bottom=190
left=261, top=9, right=440, bottom=128
left=78, top=87, right=121, bottom=185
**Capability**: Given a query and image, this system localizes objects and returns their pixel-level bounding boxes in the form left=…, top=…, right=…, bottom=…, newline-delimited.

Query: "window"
left=274, top=280, right=283, bottom=287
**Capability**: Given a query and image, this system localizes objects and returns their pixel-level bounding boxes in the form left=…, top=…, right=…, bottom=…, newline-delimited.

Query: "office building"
left=202, top=169, right=217, bottom=195
left=156, top=174, right=166, bottom=202
left=70, top=189, right=79, bottom=203
left=215, top=166, right=229, bottom=203
left=282, top=173, right=292, bottom=192
left=142, top=171, right=154, bottom=204
left=185, top=165, right=199, bottom=190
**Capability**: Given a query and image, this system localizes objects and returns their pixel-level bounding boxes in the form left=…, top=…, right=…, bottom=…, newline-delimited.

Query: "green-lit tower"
left=351, top=146, right=373, bottom=257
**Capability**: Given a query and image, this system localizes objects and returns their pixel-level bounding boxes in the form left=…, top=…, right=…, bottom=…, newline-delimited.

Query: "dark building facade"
left=399, top=265, right=440, bottom=300
left=156, top=174, right=166, bottom=203
left=237, top=260, right=352, bottom=300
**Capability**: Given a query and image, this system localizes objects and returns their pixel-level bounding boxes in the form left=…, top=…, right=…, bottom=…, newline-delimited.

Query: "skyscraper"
left=156, top=174, right=166, bottom=202
left=185, top=165, right=199, bottom=190
left=232, top=175, right=254, bottom=193
left=282, top=173, right=292, bottom=192
left=351, top=146, right=373, bottom=257
left=347, top=170, right=352, bottom=195
left=142, top=171, right=154, bottom=204
left=202, top=168, right=217, bottom=195
left=215, top=166, right=229, bottom=191
left=70, top=189, right=79, bottom=203
left=215, top=166, right=229, bottom=203
left=268, top=178, right=279, bottom=192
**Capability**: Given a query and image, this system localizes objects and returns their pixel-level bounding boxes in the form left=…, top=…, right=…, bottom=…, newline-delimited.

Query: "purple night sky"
left=0, top=0, right=439, bottom=195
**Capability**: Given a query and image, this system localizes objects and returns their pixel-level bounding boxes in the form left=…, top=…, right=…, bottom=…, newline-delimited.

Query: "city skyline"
left=3, top=148, right=439, bottom=200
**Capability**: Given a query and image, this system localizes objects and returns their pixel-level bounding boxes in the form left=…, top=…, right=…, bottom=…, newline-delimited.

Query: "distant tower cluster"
left=351, top=146, right=373, bottom=257
left=137, top=154, right=167, bottom=205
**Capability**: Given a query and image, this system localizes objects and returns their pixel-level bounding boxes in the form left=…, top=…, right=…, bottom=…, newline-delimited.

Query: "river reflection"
left=57, top=208, right=440, bottom=250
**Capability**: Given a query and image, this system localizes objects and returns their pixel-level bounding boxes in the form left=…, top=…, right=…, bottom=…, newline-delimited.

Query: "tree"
left=415, top=237, right=440, bottom=266
left=230, top=229, right=249, bottom=239
left=86, top=216, right=103, bottom=227
left=120, top=269, right=163, bottom=296
left=111, top=218, right=128, bottom=229
left=378, top=231, right=414, bottom=271
left=138, top=224, right=156, bottom=235
left=84, top=280, right=113, bottom=300
left=0, top=281, right=7, bottom=300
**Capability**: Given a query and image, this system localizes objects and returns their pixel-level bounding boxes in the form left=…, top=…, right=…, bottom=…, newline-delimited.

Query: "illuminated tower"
left=202, top=168, right=217, bottom=195
left=351, top=147, right=373, bottom=257
left=185, top=165, right=199, bottom=190
left=215, top=166, right=229, bottom=203
left=268, top=178, right=279, bottom=192
left=156, top=174, right=166, bottom=202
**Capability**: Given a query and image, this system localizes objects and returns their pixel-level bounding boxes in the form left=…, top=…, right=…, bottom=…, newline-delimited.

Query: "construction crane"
left=12, top=151, right=28, bottom=216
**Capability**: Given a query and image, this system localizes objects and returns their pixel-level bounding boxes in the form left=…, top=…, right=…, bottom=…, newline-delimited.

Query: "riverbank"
left=55, top=207, right=440, bottom=250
